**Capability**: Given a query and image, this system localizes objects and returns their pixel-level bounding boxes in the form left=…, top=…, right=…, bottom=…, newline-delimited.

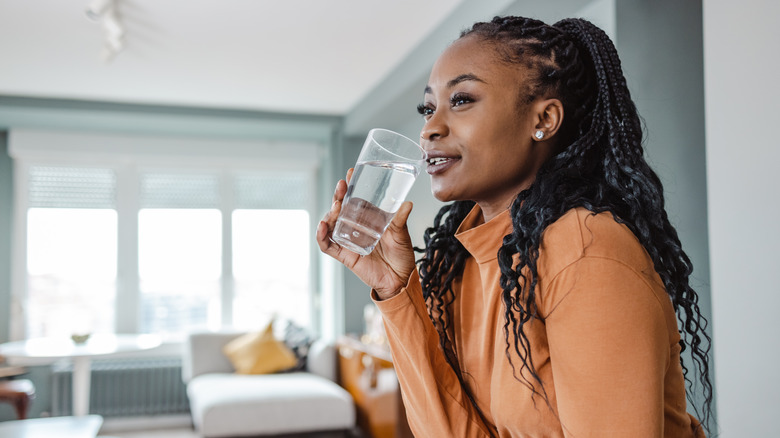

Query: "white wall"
left=704, top=0, right=780, bottom=435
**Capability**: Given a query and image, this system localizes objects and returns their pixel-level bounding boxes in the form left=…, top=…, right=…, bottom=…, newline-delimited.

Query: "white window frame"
left=9, top=129, right=324, bottom=340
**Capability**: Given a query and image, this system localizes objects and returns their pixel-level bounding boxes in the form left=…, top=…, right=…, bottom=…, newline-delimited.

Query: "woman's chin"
left=431, top=191, right=447, bottom=202
left=431, top=187, right=457, bottom=203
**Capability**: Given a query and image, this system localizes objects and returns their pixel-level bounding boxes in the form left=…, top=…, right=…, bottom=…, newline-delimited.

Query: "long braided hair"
left=416, top=16, right=713, bottom=433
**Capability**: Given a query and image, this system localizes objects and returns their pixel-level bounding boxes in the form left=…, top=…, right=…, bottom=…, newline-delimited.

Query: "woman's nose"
left=420, top=113, right=448, bottom=142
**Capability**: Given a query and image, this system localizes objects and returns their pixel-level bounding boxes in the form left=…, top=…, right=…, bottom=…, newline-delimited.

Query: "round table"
left=0, top=334, right=162, bottom=416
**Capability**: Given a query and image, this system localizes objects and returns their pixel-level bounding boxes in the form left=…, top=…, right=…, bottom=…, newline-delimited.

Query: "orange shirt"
left=374, top=206, right=704, bottom=437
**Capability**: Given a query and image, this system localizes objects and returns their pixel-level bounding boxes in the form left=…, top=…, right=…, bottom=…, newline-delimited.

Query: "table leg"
left=72, top=356, right=92, bottom=416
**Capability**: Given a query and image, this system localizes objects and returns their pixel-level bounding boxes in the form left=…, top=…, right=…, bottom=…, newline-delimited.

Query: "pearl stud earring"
left=534, top=130, right=544, bottom=140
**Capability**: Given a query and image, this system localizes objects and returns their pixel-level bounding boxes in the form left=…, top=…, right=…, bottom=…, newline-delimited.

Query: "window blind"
left=234, top=172, right=310, bottom=210
left=27, top=166, right=116, bottom=209
left=140, top=173, right=220, bottom=209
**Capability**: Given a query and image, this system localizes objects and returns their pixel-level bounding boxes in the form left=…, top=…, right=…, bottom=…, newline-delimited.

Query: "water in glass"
left=332, top=160, right=418, bottom=255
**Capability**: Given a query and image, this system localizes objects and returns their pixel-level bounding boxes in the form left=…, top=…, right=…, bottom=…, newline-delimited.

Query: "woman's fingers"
left=322, top=179, right=347, bottom=225
left=382, top=201, right=413, bottom=248
left=320, top=167, right=353, bottom=239
left=331, top=168, right=352, bottom=204
left=316, top=216, right=361, bottom=271
left=315, top=220, right=331, bottom=252
left=391, top=201, right=413, bottom=230
left=317, top=174, right=350, bottom=256
left=317, top=189, right=416, bottom=298
left=331, top=179, right=347, bottom=206
left=318, top=169, right=415, bottom=295
left=316, top=219, right=341, bottom=256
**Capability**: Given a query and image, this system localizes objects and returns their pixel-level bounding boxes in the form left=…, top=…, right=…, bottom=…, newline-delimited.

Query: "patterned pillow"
left=282, top=320, right=316, bottom=371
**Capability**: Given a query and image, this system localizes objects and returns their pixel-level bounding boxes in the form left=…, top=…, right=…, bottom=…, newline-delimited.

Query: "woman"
left=317, top=16, right=712, bottom=437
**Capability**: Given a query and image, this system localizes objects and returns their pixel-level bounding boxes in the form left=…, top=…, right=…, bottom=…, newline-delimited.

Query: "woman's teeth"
left=428, top=157, right=449, bottom=165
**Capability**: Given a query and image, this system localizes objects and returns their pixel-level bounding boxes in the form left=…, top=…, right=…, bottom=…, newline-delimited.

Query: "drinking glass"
left=331, top=128, right=426, bottom=255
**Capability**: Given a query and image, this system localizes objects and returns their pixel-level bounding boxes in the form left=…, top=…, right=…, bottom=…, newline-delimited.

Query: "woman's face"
left=419, top=35, right=553, bottom=220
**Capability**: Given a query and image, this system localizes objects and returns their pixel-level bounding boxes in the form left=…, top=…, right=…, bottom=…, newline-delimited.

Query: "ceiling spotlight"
left=102, top=13, right=124, bottom=40
left=85, top=0, right=112, bottom=21
left=85, top=0, right=126, bottom=63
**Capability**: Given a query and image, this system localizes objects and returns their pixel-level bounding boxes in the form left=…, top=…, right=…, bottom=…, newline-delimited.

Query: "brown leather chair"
left=0, top=357, right=36, bottom=420
left=0, top=379, right=35, bottom=419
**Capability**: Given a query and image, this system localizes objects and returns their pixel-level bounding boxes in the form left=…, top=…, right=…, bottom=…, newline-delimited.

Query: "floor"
left=104, top=427, right=359, bottom=438
left=103, top=427, right=199, bottom=438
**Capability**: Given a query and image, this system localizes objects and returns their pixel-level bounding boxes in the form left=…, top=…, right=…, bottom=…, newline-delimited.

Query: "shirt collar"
left=454, top=205, right=513, bottom=263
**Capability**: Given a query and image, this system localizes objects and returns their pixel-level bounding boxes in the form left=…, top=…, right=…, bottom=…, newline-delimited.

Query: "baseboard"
left=99, top=414, right=193, bottom=433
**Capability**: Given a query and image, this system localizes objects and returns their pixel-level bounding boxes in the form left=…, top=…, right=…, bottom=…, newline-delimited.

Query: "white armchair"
left=182, top=331, right=356, bottom=437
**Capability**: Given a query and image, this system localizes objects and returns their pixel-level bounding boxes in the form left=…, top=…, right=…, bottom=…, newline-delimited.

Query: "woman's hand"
left=316, top=168, right=417, bottom=300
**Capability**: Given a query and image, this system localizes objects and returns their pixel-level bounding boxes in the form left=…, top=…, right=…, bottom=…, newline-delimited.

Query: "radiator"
left=51, top=358, right=190, bottom=417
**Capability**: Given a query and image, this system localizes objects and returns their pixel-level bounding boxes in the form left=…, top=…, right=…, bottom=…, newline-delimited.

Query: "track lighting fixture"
left=85, top=0, right=125, bottom=63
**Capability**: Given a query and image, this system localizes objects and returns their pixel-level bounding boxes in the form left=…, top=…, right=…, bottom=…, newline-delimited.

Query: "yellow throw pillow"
left=222, top=321, right=298, bottom=375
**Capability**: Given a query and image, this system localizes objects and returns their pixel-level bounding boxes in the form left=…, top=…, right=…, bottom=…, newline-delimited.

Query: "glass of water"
left=332, top=128, right=426, bottom=256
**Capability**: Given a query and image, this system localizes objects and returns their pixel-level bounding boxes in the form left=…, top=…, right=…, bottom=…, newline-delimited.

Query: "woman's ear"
left=531, top=98, right=564, bottom=142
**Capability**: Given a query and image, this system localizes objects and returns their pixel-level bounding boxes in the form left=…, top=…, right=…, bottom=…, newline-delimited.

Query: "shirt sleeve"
left=544, top=256, right=670, bottom=438
left=373, top=271, right=495, bottom=438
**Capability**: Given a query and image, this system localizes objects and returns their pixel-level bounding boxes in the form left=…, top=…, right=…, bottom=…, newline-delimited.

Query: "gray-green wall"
left=615, top=0, right=712, bottom=426
left=0, top=133, right=49, bottom=423
left=0, top=132, right=10, bottom=344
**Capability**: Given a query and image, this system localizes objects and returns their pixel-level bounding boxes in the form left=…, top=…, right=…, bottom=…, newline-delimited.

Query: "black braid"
left=416, top=16, right=713, bottom=434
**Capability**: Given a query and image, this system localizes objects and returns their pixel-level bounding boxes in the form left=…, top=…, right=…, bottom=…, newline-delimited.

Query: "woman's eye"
left=450, top=94, right=473, bottom=108
left=416, top=103, right=435, bottom=118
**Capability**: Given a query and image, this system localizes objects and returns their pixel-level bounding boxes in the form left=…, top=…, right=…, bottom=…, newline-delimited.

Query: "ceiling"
left=0, top=0, right=466, bottom=116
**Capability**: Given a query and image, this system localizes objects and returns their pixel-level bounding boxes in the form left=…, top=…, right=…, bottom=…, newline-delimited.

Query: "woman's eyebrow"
left=447, top=73, right=486, bottom=88
left=424, top=73, right=487, bottom=94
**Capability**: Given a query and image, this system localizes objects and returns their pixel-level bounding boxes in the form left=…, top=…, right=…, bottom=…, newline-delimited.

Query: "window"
left=232, top=209, right=310, bottom=329
left=137, top=172, right=223, bottom=335
left=25, top=167, right=118, bottom=338
left=11, top=132, right=320, bottom=340
left=231, top=172, right=313, bottom=329
left=27, top=207, right=118, bottom=338
left=138, top=208, right=222, bottom=334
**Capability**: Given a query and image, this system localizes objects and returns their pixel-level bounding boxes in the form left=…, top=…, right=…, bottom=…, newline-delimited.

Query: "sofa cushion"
left=187, top=372, right=355, bottom=437
left=281, top=320, right=316, bottom=372
left=222, top=322, right=297, bottom=375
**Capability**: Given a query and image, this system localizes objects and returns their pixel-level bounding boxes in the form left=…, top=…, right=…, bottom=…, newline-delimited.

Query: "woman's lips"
left=426, top=156, right=459, bottom=175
